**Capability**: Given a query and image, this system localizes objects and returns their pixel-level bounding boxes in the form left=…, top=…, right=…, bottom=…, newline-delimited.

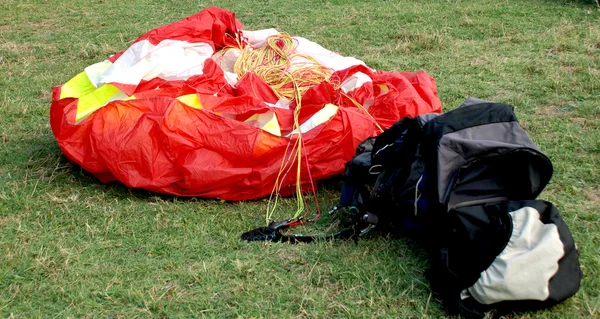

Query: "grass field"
left=1, top=0, right=599, bottom=318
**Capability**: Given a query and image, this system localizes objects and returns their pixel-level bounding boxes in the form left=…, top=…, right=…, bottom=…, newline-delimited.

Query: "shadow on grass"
left=22, top=133, right=347, bottom=208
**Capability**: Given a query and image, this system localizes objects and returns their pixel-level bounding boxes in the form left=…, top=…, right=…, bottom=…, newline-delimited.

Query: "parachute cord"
left=341, top=92, right=384, bottom=133
left=265, top=134, right=300, bottom=224
left=93, top=31, right=364, bottom=228
left=291, top=72, right=305, bottom=220
left=302, top=131, right=321, bottom=222
left=252, top=35, right=331, bottom=226
left=103, top=32, right=368, bottom=225
left=263, top=70, right=309, bottom=226
left=113, top=32, right=327, bottom=227
left=233, top=33, right=332, bottom=100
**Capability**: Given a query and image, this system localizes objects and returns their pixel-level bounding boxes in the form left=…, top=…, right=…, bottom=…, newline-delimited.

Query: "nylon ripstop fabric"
left=50, top=7, right=442, bottom=200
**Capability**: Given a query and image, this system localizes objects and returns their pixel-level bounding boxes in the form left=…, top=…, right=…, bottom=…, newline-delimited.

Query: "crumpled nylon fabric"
left=50, top=7, right=442, bottom=200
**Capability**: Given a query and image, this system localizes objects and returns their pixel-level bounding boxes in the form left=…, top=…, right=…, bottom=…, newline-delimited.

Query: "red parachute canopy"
left=50, top=7, right=441, bottom=200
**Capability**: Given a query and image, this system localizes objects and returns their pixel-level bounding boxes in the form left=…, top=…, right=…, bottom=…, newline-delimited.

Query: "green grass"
left=1, top=0, right=599, bottom=317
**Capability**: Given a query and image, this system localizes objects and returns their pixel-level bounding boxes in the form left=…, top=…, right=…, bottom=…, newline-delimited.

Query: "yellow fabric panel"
left=60, top=61, right=113, bottom=99
left=75, top=84, right=121, bottom=122
left=261, top=113, right=281, bottom=136
left=377, top=84, right=390, bottom=96
left=176, top=94, right=203, bottom=109
left=307, top=103, right=338, bottom=131
left=60, top=71, right=97, bottom=99
left=245, top=111, right=281, bottom=136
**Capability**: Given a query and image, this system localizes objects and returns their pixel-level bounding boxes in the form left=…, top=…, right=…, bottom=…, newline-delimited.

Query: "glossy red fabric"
left=50, top=7, right=442, bottom=200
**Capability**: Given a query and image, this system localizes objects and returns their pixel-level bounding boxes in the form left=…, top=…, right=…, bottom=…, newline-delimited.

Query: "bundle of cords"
left=233, top=33, right=332, bottom=100
left=234, top=34, right=380, bottom=242
left=231, top=33, right=326, bottom=237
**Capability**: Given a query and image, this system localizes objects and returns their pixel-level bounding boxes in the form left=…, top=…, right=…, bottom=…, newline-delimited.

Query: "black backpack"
left=338, top=98, right=582, bottom=318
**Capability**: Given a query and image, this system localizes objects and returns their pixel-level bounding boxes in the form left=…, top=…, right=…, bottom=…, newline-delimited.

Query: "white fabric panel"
left=84, top=61, right=113, bottom=88
left=468, top=206, right=564, bottom=305
left=264, top=99, right=291, bottom=110
left=99, top=39, right=214, bottom=86
left=212, top=48, right=241, bottom=73
left=223, top=29, right=370, bottom=89
left=340, top=71, right=374, bottom=109
left=241, top=29, right=366, bottom=71
left=222, top=71, right=239, bottom=87
left=294, top=37, right=366, bottom=71
left=240, top=29, right=366, bottom=71
left=340, top=72, right=372, bottom=93
left=242, top=29, right=280, bottom=48
left=287, top=103, right=338, bottom=136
